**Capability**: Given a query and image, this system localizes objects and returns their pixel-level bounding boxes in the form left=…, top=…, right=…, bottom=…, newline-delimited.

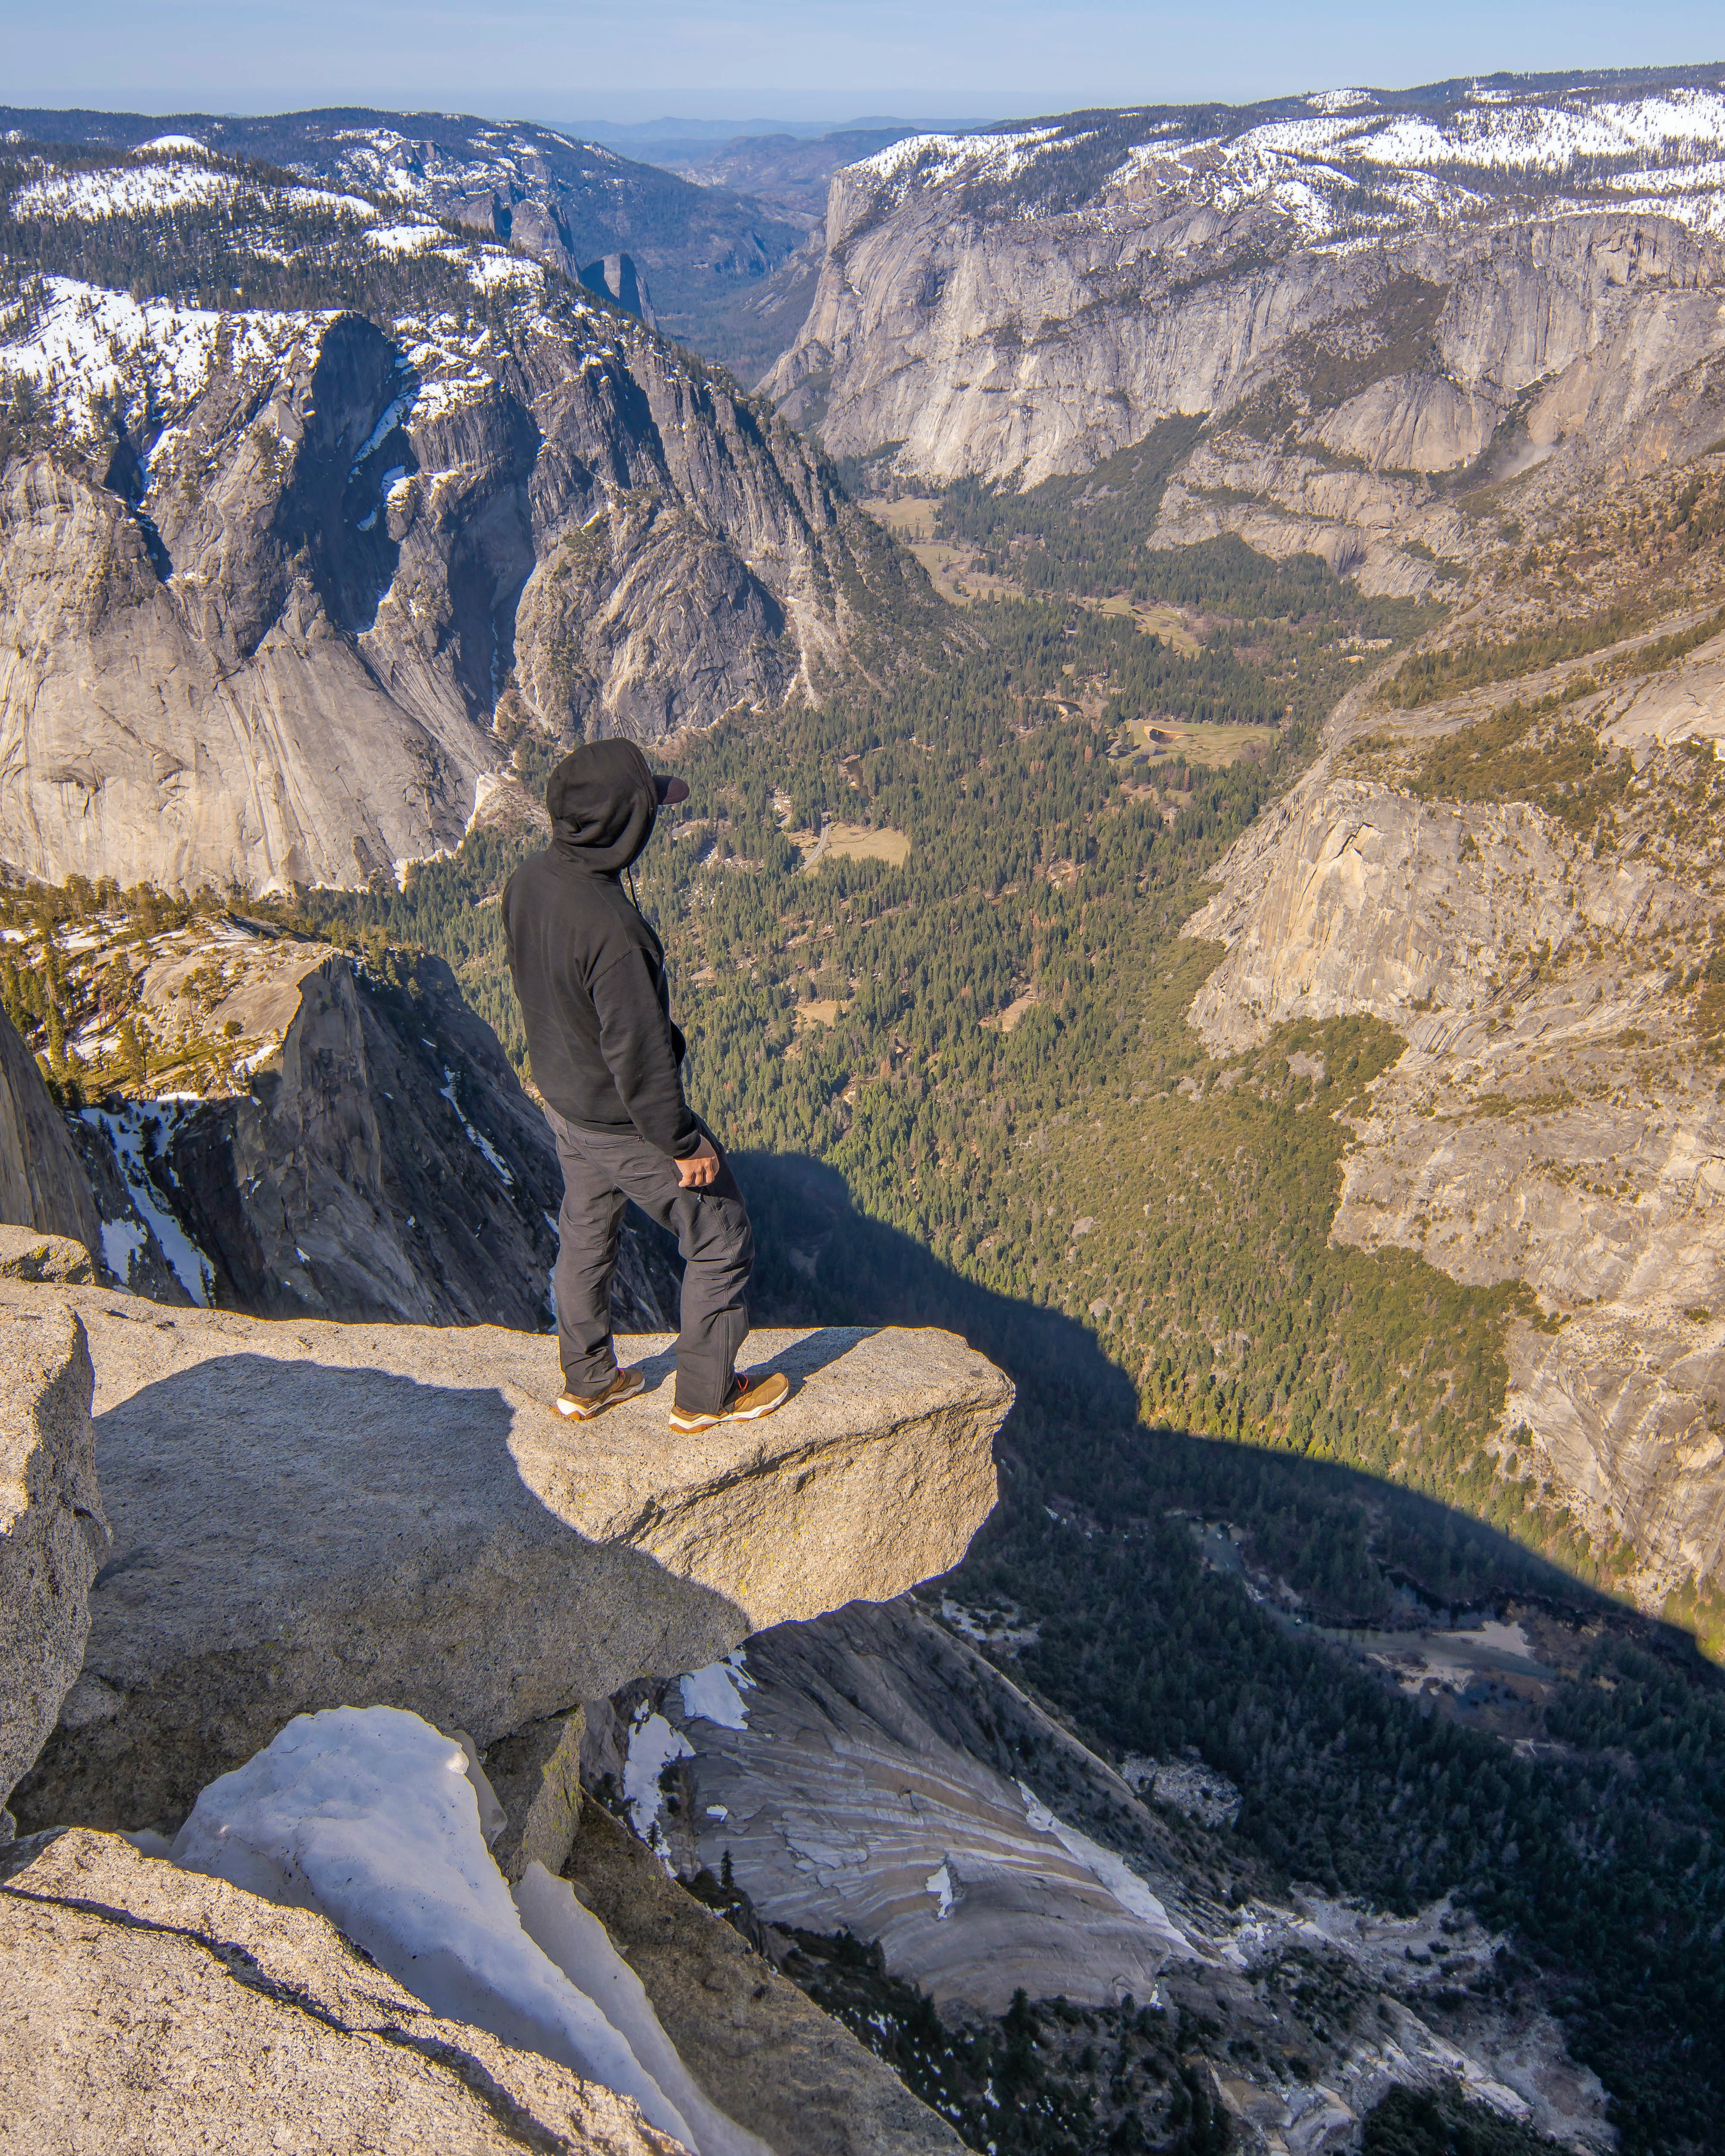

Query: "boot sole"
left=668, top=1386, right=789, bottom=1433
left=555, top=1372, right=646, bottom=1421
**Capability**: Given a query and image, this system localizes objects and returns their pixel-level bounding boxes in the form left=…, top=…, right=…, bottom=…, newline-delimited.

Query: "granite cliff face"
left=1185, top=603, right=1725, bottom=1616
left=781, top=190, right=1725, bottom=498
left=769, top=75, right=1725, bottom=592
left=0, top=150, right=932, bottom=893
left=0, top=1292, right=104, bottom=1835
left=0, top=901, right=677, bottom=1329
left=0, top=1004, right=101, bottom=1258
left=152, top=945, right=651, bottom=1330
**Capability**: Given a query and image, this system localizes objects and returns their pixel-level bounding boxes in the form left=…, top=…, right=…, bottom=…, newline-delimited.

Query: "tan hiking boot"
left=554, top=1366, right=646, bottom=1421
left=667, top=1369, right=791, bottom=1433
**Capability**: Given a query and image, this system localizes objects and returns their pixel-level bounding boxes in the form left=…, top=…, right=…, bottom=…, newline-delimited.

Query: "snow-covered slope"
left=844, top=77, right=1725, bottom=246
left=0, top=104, right=806, bottom=353
left=11, top=160, right=376, bottom=224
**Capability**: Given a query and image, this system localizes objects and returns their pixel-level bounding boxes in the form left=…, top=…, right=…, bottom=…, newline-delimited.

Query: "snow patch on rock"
left=624, top=1707, right=695, bottom=1852
left=678, top=1651, right=756, bottom=1730
left=171, top=1705, right=699, bottom=2147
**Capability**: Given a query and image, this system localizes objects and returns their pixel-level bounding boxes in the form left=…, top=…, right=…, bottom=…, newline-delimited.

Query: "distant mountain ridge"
left=668, top=128, right=916, bottom=223
left=0, top=103, right=804, bottom=360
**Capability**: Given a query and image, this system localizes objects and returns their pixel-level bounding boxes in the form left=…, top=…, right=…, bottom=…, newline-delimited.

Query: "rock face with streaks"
left=565, top=1799, right=966, bottom=2156
left=0, top=1827, right=680, bottom=2156
left=0, top=316, right=916, bottom=892
left=0, top=1288, right=106, bottom=1834
left=0, top=1007, right=101, bottom=1260
left=1183, top=624, right=1725, bottom=1610
left=8, top=1302, right=1007, bottom=1834
left=651, top=1599, right=1200, bottom=2016
left=778, top=179, right=1725, bottom=494
left=768, top=86, right=1725, bottom=589
left=0, top=152, right=934, bottom=894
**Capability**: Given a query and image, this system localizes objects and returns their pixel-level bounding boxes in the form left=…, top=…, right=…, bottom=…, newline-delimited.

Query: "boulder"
left=0, top=1006, right=102, bottom=1263
left=0, top=1827, right=679, bottom=2155
left=7, top=1291, right=1008, bottom=1833
left=0, top=1300, right=106, bottom=1836
left=0, top=1224, right=95, bottom=1285
left=487, top=1706, right=590, bottom=1883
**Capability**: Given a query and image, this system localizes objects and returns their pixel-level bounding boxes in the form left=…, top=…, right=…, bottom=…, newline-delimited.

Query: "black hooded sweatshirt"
left=502, top=740, right=701, bottom=1159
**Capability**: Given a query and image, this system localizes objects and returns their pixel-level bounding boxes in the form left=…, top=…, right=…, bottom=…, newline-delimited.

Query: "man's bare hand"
left=677, top=1138, right=720, bottom=1189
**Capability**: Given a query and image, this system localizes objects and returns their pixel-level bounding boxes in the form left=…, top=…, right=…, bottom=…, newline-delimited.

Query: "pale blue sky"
left=1, top=0, right=1721, bottom=125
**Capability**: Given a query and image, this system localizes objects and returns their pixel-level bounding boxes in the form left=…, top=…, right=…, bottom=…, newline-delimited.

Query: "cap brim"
left=654, top=774, right=690, bottom=806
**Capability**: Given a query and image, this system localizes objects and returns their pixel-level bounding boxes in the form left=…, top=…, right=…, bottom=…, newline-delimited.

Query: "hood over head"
left=546, top=740, right=661, bottom=875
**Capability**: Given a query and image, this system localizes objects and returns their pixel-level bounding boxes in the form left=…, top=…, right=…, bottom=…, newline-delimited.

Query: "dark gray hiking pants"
left=543, top=1104, right=753, bottom=1416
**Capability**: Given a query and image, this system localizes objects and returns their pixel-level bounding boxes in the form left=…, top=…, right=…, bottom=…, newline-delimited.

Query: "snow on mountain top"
left=1157, top=136, right=1348, bottom=243
left=11, top=163, right=380, bottom=224
left=1356, top=90, right=1725, bottom=171
left=469, top=247, right=542, bottom=291
left=314, top=130, right=438, bottom=201
left=366, top=219, right=456, bottom=256
left=394, top=298, right=605, bottom=420
left=845, top=82, right=1725, bottom=245
left=135, top=133, right=206, bottom=154
left=0, top=276, right=324, bottom=442
left=13, top=165, right=241, bottom=218
left=365, top=222, right=547, bottom=292
left=1562, top=182, right=1725, bottom=239
left=851, top=125, right=1061, bottom=193
left=1109, top=84, right=1725, bottom=245
left=1197, top=87, right=1725, bottom=185
left=309, top=123, right=582, bottom=213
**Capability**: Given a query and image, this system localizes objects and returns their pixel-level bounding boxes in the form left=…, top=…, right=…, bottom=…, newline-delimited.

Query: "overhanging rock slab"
left=5, top=1284, right=1008, bottom=1833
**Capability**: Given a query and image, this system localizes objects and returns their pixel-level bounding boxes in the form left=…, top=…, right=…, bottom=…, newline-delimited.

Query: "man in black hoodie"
left=503, top=739, right=790, bottom=1431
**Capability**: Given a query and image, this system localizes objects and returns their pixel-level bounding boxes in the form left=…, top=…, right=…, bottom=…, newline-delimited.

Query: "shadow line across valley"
left=729, top=1147, right=1725, bottom=2142
left=735, top=1147, right=1680, bottom=1643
